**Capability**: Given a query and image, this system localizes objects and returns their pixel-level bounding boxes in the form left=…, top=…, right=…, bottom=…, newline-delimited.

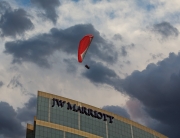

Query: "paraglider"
left=78, top=34, right=94, bottom=69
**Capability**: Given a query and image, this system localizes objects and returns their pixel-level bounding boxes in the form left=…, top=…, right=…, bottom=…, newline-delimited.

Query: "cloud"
left=0, top=96, right=36, bottom=138
left=7, top=75, right=29, bottom=95
left=71, top=0, right=80, bottom=2
left=0, top=101, right=25, bottom=138
left=7, top=75, right=23, bottom=89
left=31, top=0, right=60, bottom=24
left=113, top=33, right=122, bottom=41
left=4, top=24, right=118, bottom=68
left=0, top=1, right=11, bottom=14
left=123, top=60, right=131, bottom=65
left=63, top=58, right=77, bottom=73
left=146, top=53, right=164, bottom=62
left=121, top=46, right=127, bottom=57
left=126, top=99, right=143, bottom=118
left=82, top=60, right=119, bottom=85
left=0, top=81, right=3, bottom=87
left=0, top=1, right=34, bottom=37
left=102, top=105, right=130, bottom=119
left=135, top=0, right=155, bottom=11
left=125, top=98, right=158, bottom=127
left=17, top=96, right=37, bottom=122
left=151, top=22, right=179, bottom=39
left=120, top=43, right=135, bottom=57
left=152, top=123, right=180, bottom=138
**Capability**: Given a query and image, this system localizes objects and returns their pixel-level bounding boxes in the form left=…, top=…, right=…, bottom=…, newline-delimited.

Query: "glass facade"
left=26, top=91, right=168, bottom=138
left=108, top=119, right=131, bottom=138
left=35, top=125, right=86, bottom=138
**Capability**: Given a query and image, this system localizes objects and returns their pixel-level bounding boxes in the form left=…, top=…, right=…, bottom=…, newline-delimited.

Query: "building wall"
left=32, top=91, right=168, bottom=138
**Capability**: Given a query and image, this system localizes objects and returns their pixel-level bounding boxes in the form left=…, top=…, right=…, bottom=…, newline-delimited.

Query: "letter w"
left=55, top=99, right=66, bottom=108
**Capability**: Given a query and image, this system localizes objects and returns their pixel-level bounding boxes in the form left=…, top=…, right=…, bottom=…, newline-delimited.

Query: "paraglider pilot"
left=85, top=65, right=90, bottom=69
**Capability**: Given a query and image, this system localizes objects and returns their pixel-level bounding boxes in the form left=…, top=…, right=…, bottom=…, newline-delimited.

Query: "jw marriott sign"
left=52, top=98, right=114, bottom=123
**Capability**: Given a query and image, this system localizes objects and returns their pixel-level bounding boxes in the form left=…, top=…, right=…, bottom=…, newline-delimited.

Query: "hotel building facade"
left=26, top=91, right=168, bottom=138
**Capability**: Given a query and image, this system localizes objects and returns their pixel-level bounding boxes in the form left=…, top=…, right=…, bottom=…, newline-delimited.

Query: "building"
left=26, top=91, right=168, bottom=138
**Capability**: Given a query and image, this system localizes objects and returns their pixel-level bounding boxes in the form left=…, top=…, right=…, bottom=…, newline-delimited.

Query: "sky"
left=0, top=0, right=180, bottom=137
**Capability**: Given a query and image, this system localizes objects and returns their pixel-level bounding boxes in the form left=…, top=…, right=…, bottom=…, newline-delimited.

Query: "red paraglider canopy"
left=78, top=34, right=94, bottom=63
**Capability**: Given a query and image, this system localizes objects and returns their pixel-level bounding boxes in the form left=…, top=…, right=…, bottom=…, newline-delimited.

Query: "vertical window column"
left=131, top=124, right=134, bottom=138
left=78, top=102, right=81, bottom=130
left=106, top=121, right=108, bottom=138
left=78, top=112, right=80, bottom=130
left=48, top=98, right=51, bottom=122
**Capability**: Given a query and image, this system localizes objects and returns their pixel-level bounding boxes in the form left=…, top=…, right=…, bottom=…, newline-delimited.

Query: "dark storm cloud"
left=17, top=96, right=37, bottom=122
left=122, top=52, right=180, bottom=137
left=0, top=102, right=25, bottom=138
left=152, top=22, right=179, bottom=39
left=0, top=96, right=37, bottom=138
left=83, top=52, right=180, bottom=138
left=121, top=52, right=180, bottom=110
left=0, top=1, right=34, bottom=37
left=31, top=0, right=60, bottom=24
left=4, top=24, right=118, bottom=68
left=0, top=81, right=3, bottom=87
left=102, top=105, right=130, bottom=119
left=152, top=123, right=180, bottom=138
left=82, top=60, right=119, bottom=85
left=118, top=52, right=180, bottom=137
